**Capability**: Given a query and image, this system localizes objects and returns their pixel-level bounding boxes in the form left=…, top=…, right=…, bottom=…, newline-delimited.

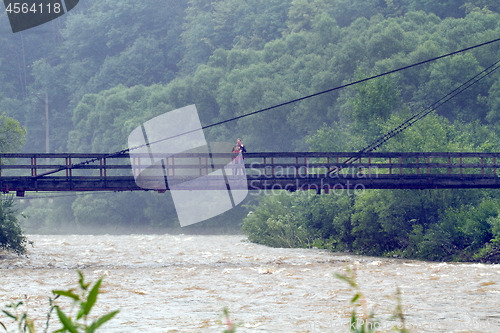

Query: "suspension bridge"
left=1, top=152, right=499, bottom=197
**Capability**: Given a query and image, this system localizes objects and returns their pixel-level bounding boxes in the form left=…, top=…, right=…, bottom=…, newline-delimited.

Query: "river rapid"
left=1, top=235, right=499, bottom=332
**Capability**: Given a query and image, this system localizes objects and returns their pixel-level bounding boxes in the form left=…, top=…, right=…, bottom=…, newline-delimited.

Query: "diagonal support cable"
left=328, top=59, right=500, bottom=175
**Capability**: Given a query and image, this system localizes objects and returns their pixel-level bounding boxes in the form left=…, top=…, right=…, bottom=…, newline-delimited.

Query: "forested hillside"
left=1, top=0, right=500, bottom=247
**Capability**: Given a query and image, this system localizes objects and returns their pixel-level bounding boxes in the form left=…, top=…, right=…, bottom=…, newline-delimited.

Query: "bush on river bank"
left=242, top=190, right=500, bottom=263
left=0, top=195, right=28, bottom=255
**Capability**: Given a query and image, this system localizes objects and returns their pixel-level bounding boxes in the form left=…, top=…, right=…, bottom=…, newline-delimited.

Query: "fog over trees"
left=1, top=0, right=500, bottom=257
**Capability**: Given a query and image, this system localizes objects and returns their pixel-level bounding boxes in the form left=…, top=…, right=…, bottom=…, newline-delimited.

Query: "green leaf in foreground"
left=84, top=279, right=102, bottom=316
left=86, top=310, right=120, bottom=333
left=77, top=270, right=89, bottom=291
left=1, top=310, right=16, bottom=320
left=334, top=272, right=357, bottom=288
left=56, top=307, right=79, bottom=333
left=351, top=292, right=360, bottom=304
left=52, top=290, right=80, bottom=301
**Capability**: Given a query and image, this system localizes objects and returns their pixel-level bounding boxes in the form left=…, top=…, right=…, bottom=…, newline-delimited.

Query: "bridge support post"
left=65, top=157, right=72, bottom=177
left=31, top=157, right=37, bottom=176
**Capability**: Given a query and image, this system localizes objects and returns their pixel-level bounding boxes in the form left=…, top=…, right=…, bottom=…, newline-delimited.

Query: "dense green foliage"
left=0, top=0, right=500, bottom=241
left=58, top=8, right=500, bottom=153
left=243, top=187, right=500, bottom=261
left=2, top=0, right=499, bottom=153
left=0, top=196, right=28, bottom=255
left=0, top=115, right=27, bottom=254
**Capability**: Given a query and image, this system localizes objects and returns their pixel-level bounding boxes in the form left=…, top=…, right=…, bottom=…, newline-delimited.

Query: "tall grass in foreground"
left=336, top=266, right=409, bottom=333
left=1, top=267, right=414, bottom=332
left=0, top=270, right=118, bottom=333
left=0, top=270, right=236, bottom=333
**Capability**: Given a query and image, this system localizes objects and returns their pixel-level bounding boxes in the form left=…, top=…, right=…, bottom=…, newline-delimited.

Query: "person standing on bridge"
left=232, top=138, right=246, bottom=175
left=233, top=138, right=246, bottom=154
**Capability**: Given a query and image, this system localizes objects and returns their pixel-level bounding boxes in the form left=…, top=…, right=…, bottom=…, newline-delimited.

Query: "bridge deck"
left=1, top=152, right=499, bottom=196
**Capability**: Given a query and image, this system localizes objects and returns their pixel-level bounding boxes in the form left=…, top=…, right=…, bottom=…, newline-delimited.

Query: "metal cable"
left=328, top=59, right=500, bottom=173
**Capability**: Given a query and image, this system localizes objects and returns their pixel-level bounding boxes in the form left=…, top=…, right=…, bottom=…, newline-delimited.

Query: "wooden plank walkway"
left=0, top=152, right=499, bottom=196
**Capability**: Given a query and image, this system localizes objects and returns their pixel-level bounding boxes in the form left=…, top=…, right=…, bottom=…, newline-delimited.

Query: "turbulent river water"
left=1, top=235, right=499, bottom=332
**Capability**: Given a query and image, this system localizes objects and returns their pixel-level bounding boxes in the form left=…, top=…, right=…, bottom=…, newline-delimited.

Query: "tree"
left=0, top=115, right=27, bottom=254
left=0, top=114, right=27, bottom=153
left=0, top=196, right=28, bottom=255
left=486, top=77, right=500, bottom=123
left=346, top=72, right=402, bottom=146
left=180, top=0, right=293, bottom=73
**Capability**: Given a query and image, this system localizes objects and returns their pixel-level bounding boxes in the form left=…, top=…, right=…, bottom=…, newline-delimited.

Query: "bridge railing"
left=242, top=152, right=500, bottom=177
left=0, top=153, right=132, bottom=177
left=0, top=152, right=499, bottom=178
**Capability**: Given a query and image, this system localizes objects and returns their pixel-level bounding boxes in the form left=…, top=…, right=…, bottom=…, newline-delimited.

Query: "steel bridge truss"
left=1, top=152, right=499, bottom=196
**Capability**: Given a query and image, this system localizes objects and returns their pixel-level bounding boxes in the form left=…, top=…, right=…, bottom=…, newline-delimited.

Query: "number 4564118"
left=5, top=2, right=61, bottom=14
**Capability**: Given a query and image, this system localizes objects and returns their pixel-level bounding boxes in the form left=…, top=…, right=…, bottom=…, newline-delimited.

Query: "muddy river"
left=1, top=235, right=499, bottom=332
